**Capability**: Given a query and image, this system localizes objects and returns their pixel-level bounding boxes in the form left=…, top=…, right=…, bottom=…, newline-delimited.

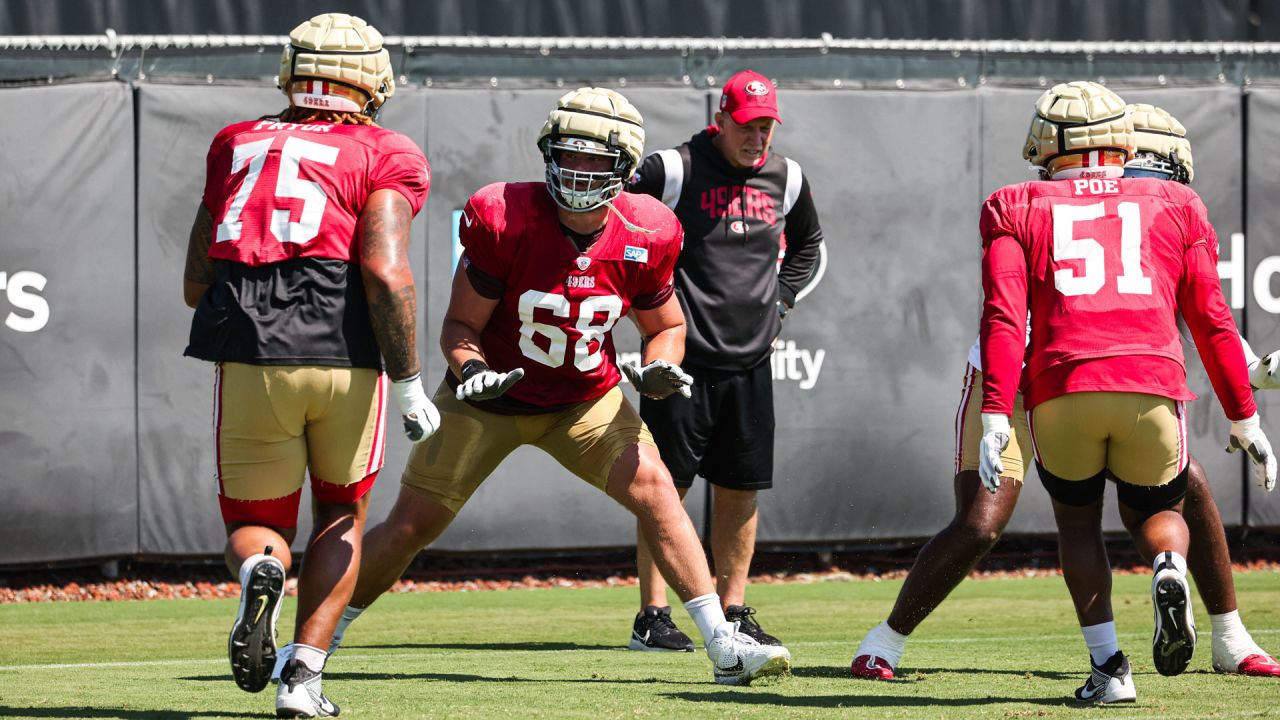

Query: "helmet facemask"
left=1124, top=151, right=1192, bottom=184
left=536, top=87, right=645, bottom=214
left=543, top=135, right=630, bottom=212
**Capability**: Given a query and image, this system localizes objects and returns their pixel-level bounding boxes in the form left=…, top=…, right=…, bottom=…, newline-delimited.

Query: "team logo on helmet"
left=730, top=220, right=749, bottom=234
left=744, top=80, right=770, bottom=96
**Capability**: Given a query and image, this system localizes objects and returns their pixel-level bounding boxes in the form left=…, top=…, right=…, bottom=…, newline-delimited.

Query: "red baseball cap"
left=719, top=70, right=782, bottom=125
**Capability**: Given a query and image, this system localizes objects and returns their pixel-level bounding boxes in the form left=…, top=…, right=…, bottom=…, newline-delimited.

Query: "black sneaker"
left=725, top=605, right=782, bottom=646
left=628, top=606, right=695, bottom=652
left=1152, top=552, right=1196, bottom=677
left=229, top=554, right=286, bottom=693
left=1074, top=650, right=1136, bottom=704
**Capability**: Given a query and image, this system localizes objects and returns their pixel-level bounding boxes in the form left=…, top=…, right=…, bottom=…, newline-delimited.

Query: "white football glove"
left=455, top=363, right=524, bottom=401
left=1227, top=413, right=1278, bottom=492
left=978, top=413, right=1011, bottom=494
left=1249, top=350, right=1280, bottom=391
left=390, top=374, right=441, bottom=444
left=620, top=359, right=693, bottom=400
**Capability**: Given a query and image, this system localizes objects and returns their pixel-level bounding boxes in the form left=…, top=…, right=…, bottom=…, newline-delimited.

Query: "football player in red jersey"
left=182, top=13, right=440, bottom=716
left=325, top=87, right=792, bottom=686
left=852, top=103, right=1280, bottom=685
left=1120, top=103, right=1280, bottom=679
left=978, top=81, right=1275, bottom=702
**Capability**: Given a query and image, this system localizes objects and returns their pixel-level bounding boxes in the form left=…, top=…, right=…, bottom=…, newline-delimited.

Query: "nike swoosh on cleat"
left=253, top=595, right=268, bottom=625
left=1161, top=640, right=1186, bottom=658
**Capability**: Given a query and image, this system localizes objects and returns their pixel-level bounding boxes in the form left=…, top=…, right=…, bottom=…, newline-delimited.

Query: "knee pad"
left=1114, top=464, right=1189, bottom=515
left=1037, top=463, right=1106, bottom=506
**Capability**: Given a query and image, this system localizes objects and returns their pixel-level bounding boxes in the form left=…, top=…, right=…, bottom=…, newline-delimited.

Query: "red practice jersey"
left=980, top=176, right=1255, bottom=421
left=460, top=183, right=683, bottom=408
left=202, top=118, right=429, bottom=266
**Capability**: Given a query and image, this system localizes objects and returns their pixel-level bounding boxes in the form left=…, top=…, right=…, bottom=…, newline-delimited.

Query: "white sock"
left=1211, top=610, right=1262, bottom=664
left=292, top=643, right=327, bottom=674
left=684, top=593, right=728, bottom=647
left=271, top=644, right=294, bottom=681
left=856, top=621, right=908, bottom=668
left=1211, top=610, right=1246, bottom=641
left=1081, top=621, right=1119, bottom=666
left=333, top=605, right=365, bottom=644
left=1153, top=550, right=1188, bottom=576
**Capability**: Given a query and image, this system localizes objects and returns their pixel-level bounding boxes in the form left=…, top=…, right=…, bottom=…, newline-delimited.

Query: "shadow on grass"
left=661, top=691, right=1084, bottom=709
left=791, top=665, right=1079, bottom=681
left=345, top=640, right=619, bottom=652
left=180, top=670, right=707, bottom=686
left=0, top=706, right=271, bottom=719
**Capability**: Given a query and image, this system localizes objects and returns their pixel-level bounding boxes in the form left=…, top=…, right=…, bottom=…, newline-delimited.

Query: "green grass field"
left=2, top=571, right=1280, bottom=719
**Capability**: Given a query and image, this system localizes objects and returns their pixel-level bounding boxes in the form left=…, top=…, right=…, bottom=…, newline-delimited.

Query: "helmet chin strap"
left=603, top=199, right=655, bottom=234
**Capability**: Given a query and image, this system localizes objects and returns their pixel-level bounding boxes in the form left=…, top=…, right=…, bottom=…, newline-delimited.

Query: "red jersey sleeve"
left=979, top=191, right=1029, bottom=417
left=458, top=184, right=512, bottom=281
left=1179, top=239, right=1256, bottom=421
left=368, top=133, right=430, bottom=215
left=200, top=123, right=242, bottom=214
left=1186, top=194, right=1220, bottom=263
left=633, top=219, right=682, bottom=309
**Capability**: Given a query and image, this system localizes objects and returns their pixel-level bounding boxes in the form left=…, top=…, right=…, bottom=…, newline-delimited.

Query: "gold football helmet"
left=1023, top=81, right=1135, bottom=179
left=278, top=13, right=395, bottom=115
left=1125, top=103, right=1194, bottom=184
left=537, top=87, right=645, bottom=212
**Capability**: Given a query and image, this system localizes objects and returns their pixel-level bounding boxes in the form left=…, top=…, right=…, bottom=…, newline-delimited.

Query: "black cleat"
left=725, top=605, right=782, bottom=646
left=628, top=605, right=696, bottom=652
left=229, top=555, right=286, bottom=693
left=1152, top=552, right=1196, bottom=677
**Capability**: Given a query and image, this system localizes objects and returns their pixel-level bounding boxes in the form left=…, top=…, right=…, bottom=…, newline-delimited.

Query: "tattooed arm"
left=183, top=205, right=215, bottom=308
left=359, top=189, right=421, bottom=381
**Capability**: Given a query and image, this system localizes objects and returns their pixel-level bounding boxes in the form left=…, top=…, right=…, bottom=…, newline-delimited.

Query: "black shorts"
left=639, top=358, right=774, bottom=491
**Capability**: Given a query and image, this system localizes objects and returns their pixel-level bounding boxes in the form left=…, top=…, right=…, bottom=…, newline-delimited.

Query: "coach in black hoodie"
left=625, top=70, right=825, bottom=652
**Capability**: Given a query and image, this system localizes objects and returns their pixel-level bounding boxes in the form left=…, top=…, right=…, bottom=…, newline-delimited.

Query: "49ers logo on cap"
left=744, top=80, right=770, bottom=96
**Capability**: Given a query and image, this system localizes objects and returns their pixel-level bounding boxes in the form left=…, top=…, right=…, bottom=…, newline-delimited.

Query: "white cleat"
left=1074, top=650, right=1136, bottom=704
left=276, top=659, right=339, bottom=718
left=706, top=622, right=792, bottom=686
